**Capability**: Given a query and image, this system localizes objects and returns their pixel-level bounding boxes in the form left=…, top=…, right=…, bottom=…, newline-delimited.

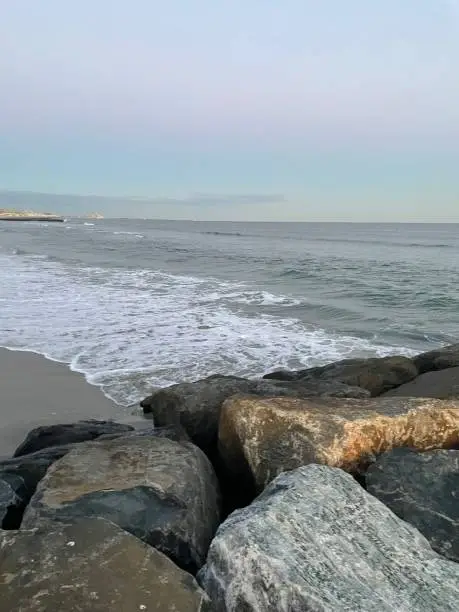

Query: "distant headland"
left=0, top=208, right=65, bottom=222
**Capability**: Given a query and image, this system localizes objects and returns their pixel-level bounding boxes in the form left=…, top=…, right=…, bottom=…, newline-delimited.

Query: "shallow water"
left=1, top=219, right=457, bottom=405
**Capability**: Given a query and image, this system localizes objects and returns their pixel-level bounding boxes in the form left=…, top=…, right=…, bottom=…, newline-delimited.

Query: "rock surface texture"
left=413, top=343, right=459, bottom=374
left=0, top=472, right=26, bottom=528
left=140, top=374, right=369, bottom=457
left=0, top=445, right=73, bottom=528
left=13, top=420, right=133, bottom=457
left=219, top=395, right=459, bottom=491
left=0, top=518, right=211, bottom=611
left=263, top=355, right=418, bottom=396
left=21, top=436, right=221, bottom=573
left=198, top=465, right=459, bottom=612
left=383, top=366, right=459, bottom=398
left=366, top=448, right=459, bottom=562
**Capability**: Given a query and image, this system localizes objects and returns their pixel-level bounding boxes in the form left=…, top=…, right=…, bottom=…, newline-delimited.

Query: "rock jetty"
left=1, top=343, right=458, bottom=610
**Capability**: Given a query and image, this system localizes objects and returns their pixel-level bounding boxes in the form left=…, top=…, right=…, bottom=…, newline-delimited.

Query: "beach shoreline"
left=0, top=347, right=145, bottom=457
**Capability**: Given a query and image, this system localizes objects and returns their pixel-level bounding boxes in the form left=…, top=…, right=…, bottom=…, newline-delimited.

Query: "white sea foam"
left=113, top=231, right=144, bottom=237
left=0, top=252, right=414, bottom=406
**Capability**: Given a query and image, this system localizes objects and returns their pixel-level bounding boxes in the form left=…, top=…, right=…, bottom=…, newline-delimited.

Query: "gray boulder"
left=140, top=374, right=368, bottom=456
left=0, top=445, right=72, bottom=529
left=263, top=355, right=418, bottom=396
left=383, top=366, right=459, bottom=398
left=413, top=343, right=459, bottom=374
left=198, top=465, right=459, bottom=612
left=1, top=426, right=190, bottom=530
left=0, top=517, right=211, bottom=611
left=22, top=435, right=221, bottom=573
left=0, top=472, right=27, bottom=528
left=13, top=419, right=134, bottom=457
left=366, top=448, right=459, bottom=562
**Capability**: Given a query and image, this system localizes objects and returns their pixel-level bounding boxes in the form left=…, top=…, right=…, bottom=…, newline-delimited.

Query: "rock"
left=263, top=355, right=418, bottom=396
left=413, top=343, right=459, bottom=374
left=366, top=448, right=459, bottom=562
left=22, top=435, right=221, bottom=573
left=383, top=366, right=459, bottom=398
left=0, top=427, right=190, bottom=530
left=13, top=419, right=134, bottom=457
left=0, top=517, right=210, bottom=611
left=141, top=376, right=254, bottom=451
left=198, top=465, right=459, bottom=612
left=263, top=379, right=370, bottom=399
left=97, top=424, right=191, bottom=443
left=140, top=375, right=369, bottom=458
left=219, top=395, right=459, bottom=492
left=0, top=445, right=72, bottom=529
left=0, top=472, right=27, bottom=528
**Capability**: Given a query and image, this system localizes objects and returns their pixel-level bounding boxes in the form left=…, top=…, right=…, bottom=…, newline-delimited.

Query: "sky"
left=1, top=0, right=458, bottom=221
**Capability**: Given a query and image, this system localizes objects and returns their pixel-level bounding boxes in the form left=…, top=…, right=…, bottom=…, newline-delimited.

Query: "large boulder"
left=219, top=395, right=459, bottom=492
left=0, top=518, right=210, bottom=611
left=140, top=374, right=368, bottom=457
left=366, top=448, right=459, bottom=562
left=263, top=355, right=418, bottom=396
left=0, top=445, right=72, bottom=529
left=13, top=419, right=134, bottom=457
left=198, top=465, right=459, bottom=612
left=413, top=343, right=459, bottom=374
left=140, top=376, right=255, bottom=453
left=21, top=435, right=221, bottom=573
left=382, top=366, right=459, bottom=398
left=0, top=427, right=186, bottom=530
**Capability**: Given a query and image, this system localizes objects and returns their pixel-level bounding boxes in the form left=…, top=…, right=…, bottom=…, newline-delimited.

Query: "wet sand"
left=0, top=348, right=137, bottom=458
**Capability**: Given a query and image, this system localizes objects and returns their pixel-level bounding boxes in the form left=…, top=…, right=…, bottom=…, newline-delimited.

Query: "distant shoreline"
left=0, top=216, right=64, bottom=222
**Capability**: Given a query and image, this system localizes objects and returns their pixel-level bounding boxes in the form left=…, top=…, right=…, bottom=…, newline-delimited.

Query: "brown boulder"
left=263, top=356, right=418, bottom=396
left=219, top=395, right=459, bottom=492
left=413, top=343, right=459, bottom=374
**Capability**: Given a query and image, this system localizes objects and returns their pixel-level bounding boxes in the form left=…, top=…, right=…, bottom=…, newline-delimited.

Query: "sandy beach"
left=0, top=348, right=138, bottom=457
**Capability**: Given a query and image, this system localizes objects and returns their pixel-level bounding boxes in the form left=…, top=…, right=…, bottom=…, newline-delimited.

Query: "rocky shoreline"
left=1, top=344, right=458, bottom=610
left=0, top=208, right=64, bottom=222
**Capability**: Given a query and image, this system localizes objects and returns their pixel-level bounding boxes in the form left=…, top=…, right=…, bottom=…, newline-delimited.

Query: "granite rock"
left=198, top=465, right=459, bottom=612
left=21, top=435, right=221, bottom=573
left=14, top=419, right=134, bottom=457
left=0, top=517, right=210, bottom=611
left=263, top=355, right=418, bottom=396
left=219, top=395, right=459, bottom=491
left=366, top=448, right=459, bottom=561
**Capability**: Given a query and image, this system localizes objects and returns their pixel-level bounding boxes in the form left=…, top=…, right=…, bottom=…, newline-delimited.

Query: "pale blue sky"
left=1, top=1, right=458, bottom=220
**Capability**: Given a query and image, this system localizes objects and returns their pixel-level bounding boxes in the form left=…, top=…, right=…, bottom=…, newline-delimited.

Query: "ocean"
left=0, top=219, right=458, bottom=407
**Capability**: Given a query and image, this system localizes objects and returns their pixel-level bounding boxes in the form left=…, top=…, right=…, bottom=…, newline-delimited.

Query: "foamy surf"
left=0, top=251, right=416, bottom=407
